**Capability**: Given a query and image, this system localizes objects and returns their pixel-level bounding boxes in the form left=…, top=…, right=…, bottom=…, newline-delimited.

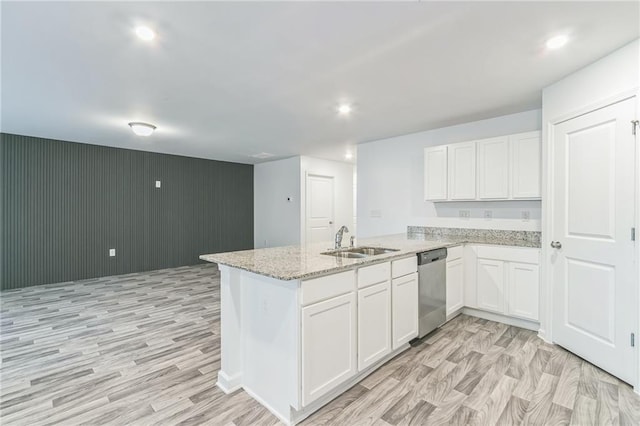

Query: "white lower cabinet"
left=301, top=292, right=357, bottom=406
left=445, top=257, right=464, bottom=316
left=473, top=245, right=540, bottom=322
left=507, top=262, right=540, bottom=321
left=392, top=272, right=419, bottom=349
left=476, top=258, right=505, bottom=314
left=358, top=281, right=391, bottom=370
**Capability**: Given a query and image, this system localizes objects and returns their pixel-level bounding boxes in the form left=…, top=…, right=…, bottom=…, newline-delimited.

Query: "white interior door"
left=551, top=96, right=637, bottom=384
left=306, top=174, right=334, bottom=244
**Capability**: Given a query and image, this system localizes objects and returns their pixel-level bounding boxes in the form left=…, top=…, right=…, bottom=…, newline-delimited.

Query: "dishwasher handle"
left=417, top=248, right=448, bottom=265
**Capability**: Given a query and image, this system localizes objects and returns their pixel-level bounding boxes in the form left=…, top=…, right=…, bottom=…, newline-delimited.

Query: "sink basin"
left=321, top=246, right=400, bottom=258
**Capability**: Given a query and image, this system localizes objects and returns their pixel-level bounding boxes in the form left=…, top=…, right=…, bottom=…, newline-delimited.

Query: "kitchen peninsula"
left=200, top=228, right=541, bottom=425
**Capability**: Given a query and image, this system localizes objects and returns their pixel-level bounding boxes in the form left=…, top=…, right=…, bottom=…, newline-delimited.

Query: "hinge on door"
left=632, top=120, right=639, bottom=136
left=632, top=228, right=636, bottom=241
left=632, top=333, right=635, bottom=347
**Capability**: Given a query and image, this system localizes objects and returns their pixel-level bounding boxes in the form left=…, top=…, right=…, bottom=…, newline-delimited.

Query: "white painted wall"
left=543, top=39, right=639, bottom=122
left=254, top=156, right=354, bottom=248
left=357, top=109, right=542, bottom=238
left=300, top=156, right=354, bottom=244
left=254, top=157, right=301, bottom=248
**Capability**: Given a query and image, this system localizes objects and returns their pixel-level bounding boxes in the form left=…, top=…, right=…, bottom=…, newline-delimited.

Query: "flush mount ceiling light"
left=250, top=152, right=275, bottom=159
left=546, top=34, right=569, bottom=50
left=345, top=151, right=353, bottom=160
left=135, top=26, right=156, bottom=41
left=337, top=104, right=352, bottom=115
left=128, top=122, right=156, bottom=136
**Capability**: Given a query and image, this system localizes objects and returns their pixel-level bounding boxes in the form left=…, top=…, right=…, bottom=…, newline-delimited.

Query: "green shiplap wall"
left=0, top=133, right=254, bottom=290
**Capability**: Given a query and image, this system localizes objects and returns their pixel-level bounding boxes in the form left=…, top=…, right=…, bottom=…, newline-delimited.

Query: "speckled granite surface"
left=200, top=228, right=541, bottom=281
left=407, top=226, right=542, bottom=248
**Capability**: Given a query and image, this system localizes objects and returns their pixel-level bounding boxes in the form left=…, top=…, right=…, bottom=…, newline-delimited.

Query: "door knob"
left=550, top=241, right=562, bottom=249
left=329, top=221, right=333, bottom=225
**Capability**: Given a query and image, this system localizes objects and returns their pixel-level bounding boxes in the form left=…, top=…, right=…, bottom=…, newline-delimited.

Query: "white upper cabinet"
left=423, top=131, right=541, bottom=202
left=424, top=146, right=448, bottom=200
left=477, top=136, right=509, bottom=200
left=510, top=131, right=541, bottom=199
left=448, top=142, right=477, bottom=200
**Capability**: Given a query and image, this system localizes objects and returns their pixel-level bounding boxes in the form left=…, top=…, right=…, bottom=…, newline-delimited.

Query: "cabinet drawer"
left=301, top=270, right=356, bottom=306
left=392, top=256, right=417, bottom=279
left=358, top=262, right=390, bottom=289
left=474, top=245, right=539, bottom=264
left=447, top=245, right=463, bottom=261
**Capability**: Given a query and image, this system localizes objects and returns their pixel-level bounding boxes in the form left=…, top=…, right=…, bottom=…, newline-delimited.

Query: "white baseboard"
left=537, top=328, right=552, bottom=344
left=462, top=307, right=540, bottom=331
left=217, top=370, right=242, bottom=394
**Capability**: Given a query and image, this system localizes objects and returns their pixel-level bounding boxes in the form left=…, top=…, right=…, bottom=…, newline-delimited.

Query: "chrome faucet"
left=334, top=226, right=350, bottom=249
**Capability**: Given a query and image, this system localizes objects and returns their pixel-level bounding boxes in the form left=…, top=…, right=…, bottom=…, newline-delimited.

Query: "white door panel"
left=476, top=258, right=504, bottom=314
left=551, top=96, right=636, bottom=384
left=301, top=292, right=357, bottom=406
left=358, top=281, right=391, bottom=370
left=506, top=262, right=539, bottom=321
left=392, top=273, right=418, bottom=349
left=446, top=258, right=464, bottom=316
left=306, top=174, right=334, bottom=244
left=510, top=131, right=541, bottom=199
left=448, top=142, right=476, bottom=200
left=477, top=136, right=509, bottom=199
left=424, top=146, right=448, bottom=200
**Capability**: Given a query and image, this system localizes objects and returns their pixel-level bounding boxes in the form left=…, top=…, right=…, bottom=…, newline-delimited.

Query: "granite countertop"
left=199, top=230, right=541, bottom=281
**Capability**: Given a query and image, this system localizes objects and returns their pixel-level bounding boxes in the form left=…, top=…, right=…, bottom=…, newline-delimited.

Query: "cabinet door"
left=392, top=272, right=418, bottom=349
left=448, top=142, right=477, bottom=200
left=446, top=258, right=464, bottom=316
left=476, top=259, right=504, bottom=313
left=424, top=146, right=448, bottom=200
left=510, top=131, right=541, bottom=199
left=507, top=262, right=539, bottom=321
left=477, top=136, right=509, bottom=199
left=302, top=292, right=357, bottom=406
left=358, top=281, right=391, bottom=370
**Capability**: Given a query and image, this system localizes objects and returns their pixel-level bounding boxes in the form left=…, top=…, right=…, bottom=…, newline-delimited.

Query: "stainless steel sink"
left=321, top=246, right=400, bottom=258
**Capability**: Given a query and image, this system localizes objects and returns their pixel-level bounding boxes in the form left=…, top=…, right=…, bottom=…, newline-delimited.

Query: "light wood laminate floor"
left=1, top=264, right=639, bottom=425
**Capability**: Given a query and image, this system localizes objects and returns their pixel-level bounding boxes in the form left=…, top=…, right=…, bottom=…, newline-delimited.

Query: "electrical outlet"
left=522, top=211, right=530, bottom=222
left=155, top=180, right=161, bottom=188
left=109, top=248, right=116, bottom=257
left=484, top=210, right=493, bottom=220
left=459, top=210, right=470, bottom=219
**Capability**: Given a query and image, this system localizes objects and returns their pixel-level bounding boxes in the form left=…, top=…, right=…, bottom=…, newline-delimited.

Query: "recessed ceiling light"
left=128, top=122, right=156, bottom=136
left=345, top=152, right=353, bottom=160
left=135, top=26, right=156, bottom=41
left=337, top=104, right=352, bottom=115
left=546, top=34, right=568, bottom=50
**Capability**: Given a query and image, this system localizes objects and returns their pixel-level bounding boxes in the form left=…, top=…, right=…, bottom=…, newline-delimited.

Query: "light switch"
left=155, top=180, right=161, bottom=188
left=522, top=211, right=530, bottom=222
left=109, top=248, right=116, bottom=257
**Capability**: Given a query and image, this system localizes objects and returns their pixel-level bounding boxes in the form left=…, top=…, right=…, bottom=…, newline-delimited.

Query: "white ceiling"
left=1, top=1, right=638, bottom=164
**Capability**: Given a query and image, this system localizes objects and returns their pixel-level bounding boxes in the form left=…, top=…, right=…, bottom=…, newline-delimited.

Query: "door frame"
left=541, top=89, right=640, bottom=390
left=302, top=172, right=335, bottom=246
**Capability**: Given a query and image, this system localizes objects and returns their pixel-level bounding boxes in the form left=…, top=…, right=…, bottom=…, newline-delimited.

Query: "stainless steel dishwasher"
left=417, top=248, right=447, bottom=338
